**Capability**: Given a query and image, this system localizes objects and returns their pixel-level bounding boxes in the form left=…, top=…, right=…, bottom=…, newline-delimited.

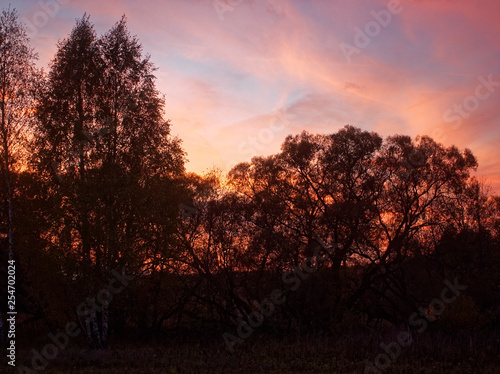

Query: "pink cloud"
left=16, top=0, right=500, bottom=191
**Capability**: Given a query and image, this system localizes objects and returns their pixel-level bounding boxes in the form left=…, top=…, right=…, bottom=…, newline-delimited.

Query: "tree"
left=227, top=126, right=479, bottom=328
left=227, top=127, right=384, bottom=325
left=34, top=15, right=105, bottom=348
left=349, top=134, right=477, bottom=322
left=34, top=15, right=185, bottom=349
left=0, top=6, right=38, bottom=268
left=0, top=6, right=39, bottom=343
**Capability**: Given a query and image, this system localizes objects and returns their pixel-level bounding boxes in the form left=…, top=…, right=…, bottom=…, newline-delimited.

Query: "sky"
left=10, top=0, right=500, bottom=192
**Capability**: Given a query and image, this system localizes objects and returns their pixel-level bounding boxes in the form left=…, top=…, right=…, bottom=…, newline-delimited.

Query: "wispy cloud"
left=18, top=0, right=500, bottom=191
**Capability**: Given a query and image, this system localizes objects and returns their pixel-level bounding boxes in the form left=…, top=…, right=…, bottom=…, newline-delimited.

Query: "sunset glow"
left=15, top=0, right=500, bottom=190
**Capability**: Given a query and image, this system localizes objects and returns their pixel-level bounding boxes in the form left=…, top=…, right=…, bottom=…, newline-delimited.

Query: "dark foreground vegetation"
left=0, top=7, right=499, bottom=374
left=12, top=329, right=500, bottom=373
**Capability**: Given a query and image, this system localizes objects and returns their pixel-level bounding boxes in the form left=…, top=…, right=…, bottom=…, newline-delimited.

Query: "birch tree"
left=0, top=7, right=38, bottom=266
left=35, top=14, right=105, bottom=348
left=35, top=15, right=185, bottom=349
left=0, top=7, right=39, bottom=343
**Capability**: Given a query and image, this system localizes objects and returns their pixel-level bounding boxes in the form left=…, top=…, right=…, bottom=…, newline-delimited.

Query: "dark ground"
left=7, top=327, right=500, bottom=374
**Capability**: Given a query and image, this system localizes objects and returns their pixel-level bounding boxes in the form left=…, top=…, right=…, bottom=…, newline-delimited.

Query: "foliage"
left=0, top=9, right=498, bottom=371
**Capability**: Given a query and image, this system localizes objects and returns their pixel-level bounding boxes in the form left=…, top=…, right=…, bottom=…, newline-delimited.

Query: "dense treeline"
left=1, top=8, right=499, bottom=357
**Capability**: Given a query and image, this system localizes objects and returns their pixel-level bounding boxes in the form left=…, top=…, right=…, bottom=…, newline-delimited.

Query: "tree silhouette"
left=227, top=126, right=480, bottom=327
left=0, top=8, right=498, bottom=369
left=0, top=6, right=39, bottom=344
left=34, top=15, right=185, bottom=349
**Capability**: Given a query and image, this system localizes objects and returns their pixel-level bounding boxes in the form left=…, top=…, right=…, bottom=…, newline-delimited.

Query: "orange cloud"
left=19, top=0, right=500, bottom=191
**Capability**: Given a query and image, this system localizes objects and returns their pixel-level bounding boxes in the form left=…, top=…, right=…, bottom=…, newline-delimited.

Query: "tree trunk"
left=101, top=302, right=109, bottom=348
left=1, top=79, right=15, bottom=347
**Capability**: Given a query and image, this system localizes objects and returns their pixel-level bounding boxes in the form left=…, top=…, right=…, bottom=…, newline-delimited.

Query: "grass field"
left=11, top=328, right=500, bottom=374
